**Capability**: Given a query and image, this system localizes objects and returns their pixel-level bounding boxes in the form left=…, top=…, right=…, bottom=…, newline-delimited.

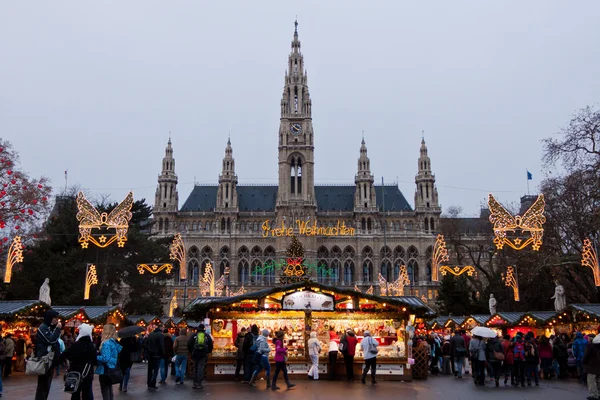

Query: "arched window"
left=367, top=218, right=372, bottom=232
left=198, top=221, right=203, bottom=230
left=221, top=218, right=226, bottom=231
left=343, top=246, right=355, bottom=259
left=264, top=258, right=275, bottom=285
left=330, top=259, right=341, bottom=285
left=361, top=218, right=366, bottom=231
left=424, top=217, right=429, bottom=232
left=363, top=259, right=373, bottom=283
left=165, top=219, right=170, bottom=232
left=238, top=259, right=249, bottom=285
left=158, top=219, right=163, bottom=231
left=189, top=260, right=199, bottom=285
left=407, top=259, right=418, bottom=284
left=343, top=260, right=354, bottom=285
left=251, top=260, right=263, bottom=285
left=381, top=259, right=391, bottom=282
left=426, top=260, right=432, bottom=282
left=430, top=217, right=435, bottom=232
left=317, top=260, right=329, bottom=284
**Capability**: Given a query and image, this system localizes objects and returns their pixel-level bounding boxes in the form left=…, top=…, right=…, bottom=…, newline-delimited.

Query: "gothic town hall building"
left=153, top=23, right=442, bottom=308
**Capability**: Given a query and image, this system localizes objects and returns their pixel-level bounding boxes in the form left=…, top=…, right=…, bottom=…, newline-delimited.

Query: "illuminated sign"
left=262, top=220, right=355, bottom=238
left=282, top=290, right=335, bottom=311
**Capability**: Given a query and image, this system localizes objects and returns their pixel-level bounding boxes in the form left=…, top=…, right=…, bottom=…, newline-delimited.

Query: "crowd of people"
left=416, top=328, right=600, bottom=399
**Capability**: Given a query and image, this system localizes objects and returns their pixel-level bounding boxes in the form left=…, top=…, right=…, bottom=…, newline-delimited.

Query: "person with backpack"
left=513, top=332, right=527, bottom=387
left=187, top=324, right=213, bottom=389
left=469, top=335, right=486, bottom=386
left=501, top=334, right=515, bottom=385
left=60, top=324, right=96, bottom=400
left=524, top=333, right=540, bottom=386
left=574, top=332, right=588, bottom=384
left=241, top=325, right=259, bottom=383
left=339, top=329, right=358, bottom=381
left=146, top=324, right=165, bottom=389
left=360, top=330, right=379, bottom=385
left=450, top=330, right=467, bottom=378
left=485, top=336, right=503, bottom=387
left=249, top=329, right=272, bottom=388
left=34, top=309, right=62, bottom=400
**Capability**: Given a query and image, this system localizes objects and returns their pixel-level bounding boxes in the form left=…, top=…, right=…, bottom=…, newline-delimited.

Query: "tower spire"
left=154, top=138, right=179, bottom=217
left=354, top=139, right=376, bottom=211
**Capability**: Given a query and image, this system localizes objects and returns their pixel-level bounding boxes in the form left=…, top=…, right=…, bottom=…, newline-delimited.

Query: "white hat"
left=76, top=324, right=93, bottom=341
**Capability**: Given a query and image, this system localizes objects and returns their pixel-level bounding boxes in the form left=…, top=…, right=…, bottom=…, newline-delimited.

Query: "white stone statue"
left=106, top=292, right=113, bottom=306
left=551, top=281, right=567, bottom=312
left=489, top=294, right=497, bottom=315
left=39, top=278, right=51, bottom=305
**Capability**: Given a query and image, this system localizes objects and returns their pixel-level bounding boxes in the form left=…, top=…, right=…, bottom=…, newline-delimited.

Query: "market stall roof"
left=570, top=304, right=600, bottom=319
left=126, top=314, right=160, bottom=325
left=53, top=306, right=82, bottom=319
left=494, top=312, right=524, bottom=325
left=525, top=311, right=559, bottom=324
left=83, top=306, right=121, bottom=321
left=429, top=316, right=449, bottom=329
left=184, top=281, right=434, bottom=316
left=0, top=300, right=46, bottom=318
left=447, top=316, right=467, bottom=326
left=471, top=314, right=492, bottom=325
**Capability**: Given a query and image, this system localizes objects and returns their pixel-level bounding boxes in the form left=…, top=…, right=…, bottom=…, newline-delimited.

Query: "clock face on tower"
left=290, top=123, right=302, bottom=135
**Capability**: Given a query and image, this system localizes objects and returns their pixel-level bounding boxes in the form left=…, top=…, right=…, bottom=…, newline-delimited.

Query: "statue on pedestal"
left=39, top=278, right=51, bottom=305
left=489, top=294, right=497, bottom=315
left=551, top=281, right=567, bottom=312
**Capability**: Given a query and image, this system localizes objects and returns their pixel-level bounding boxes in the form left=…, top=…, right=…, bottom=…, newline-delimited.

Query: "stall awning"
left=570, top=304, right=600, bottom=319
left=184, top=281, right=434, bottom=317
left=0, top=300, right=46, bottom=318
left=525, top=311, right=559, bottom=324
left=126, top=314, right=159, bottom=325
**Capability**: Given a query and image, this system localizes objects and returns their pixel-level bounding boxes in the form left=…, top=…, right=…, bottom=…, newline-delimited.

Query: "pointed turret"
left=217, top=138, right=238, bottom=211
left=154, top=138, right=179, bottom=232
left=414, top=137, right=440, bottom=232
left=354, top=138, right=376, bottom=211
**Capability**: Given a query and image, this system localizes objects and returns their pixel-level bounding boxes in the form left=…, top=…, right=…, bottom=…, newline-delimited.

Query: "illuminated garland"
left=76, top=191, right=133, bottom=248
left=582, top=239, right=600, bottom=286
left=169, top=233, right=186, bottom=280
left=488, top=193, right=546, bottom=251
left=432, top=235, right=450, bottom=282
left=200, top=262, right=226, bottom=297
left=137, top=263, right=173, bottom=275
left=502, top=266, right=520, bottom=301
left=440, top=265, right=475, bottom=277
left=251, top=259, right=335, bottom=277
left=4, top=236, right=23, bottom=283
left=354, top=285, right=361, bottom=293
left=233, top=285, right=245, bottom=296
left=366, top=286, right=374, bottom=295
left=84, top=265, right=98, bottom=300
left=378, top=273, right=388, bottom=296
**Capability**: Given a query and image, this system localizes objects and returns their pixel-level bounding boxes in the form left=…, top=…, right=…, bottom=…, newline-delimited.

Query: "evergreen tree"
left=436, top=275, right=472, bottom=315
left=280, top=235, right=309, bottom=284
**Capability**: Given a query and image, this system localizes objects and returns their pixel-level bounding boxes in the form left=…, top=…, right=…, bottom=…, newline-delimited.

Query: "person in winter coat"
left=172, top=328, right=189, bottom=384
left=513, top=332, right=527, bottom=387
left=360, top=330, right=379, bottom=385
left=574, top=332, right=588, bottom=383
left=118, top=336, right=137, bottom=392
left=34, top=309, right=62, bottom=400
left=15, top=335, right=26, bottom=372
left=328, top=329, right=339, bottom=380
left=307, top=331, right=322, bottom=380
left=187, top=324, right=214, bottom=389
left=441, top=336, right=452, bottom=375
left=61, top=324, right=97, bottom=400
left=524, top=333, right=539, bottom=386
left=96, top=324, right=122, bottom=400
left=501, top=335, right=514, bottom=385
left=461, top=330, right=472, bottom=374
left=3, top=333, right=14, bottom=378
left=485, top=336, right=503, bottom=387
left=469, top=335, right=487, bottom=386
left=159, top=329, right=174, bottom=384
left=553, top=336, right=568, bottom=379
left=538, top=336, right=553, bottom=379
left=340, top=329, right=358, bottom=381
left=271, top=330, right=296, bottom=390
left=584, top=334, right=600, bottom=399
left=241, top=325, right=259, bottom=383
left=450, top=330, right=467, bottom=378
left=249, top=329, right=272, bottom=388
left=146, top=324, right=165, bottom=389
left=233, top=327, right=246, bottom=381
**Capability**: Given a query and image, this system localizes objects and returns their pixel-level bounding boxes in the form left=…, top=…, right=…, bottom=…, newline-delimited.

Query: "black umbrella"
left=118, top=326, right=145, bottom=339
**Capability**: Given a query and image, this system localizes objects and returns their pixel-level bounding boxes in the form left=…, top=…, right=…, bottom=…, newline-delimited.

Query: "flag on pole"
left=527, top=170, right=532, bottom=180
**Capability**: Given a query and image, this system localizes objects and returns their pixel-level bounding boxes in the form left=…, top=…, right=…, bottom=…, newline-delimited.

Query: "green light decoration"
left=251, top=259, right=335, bottom=277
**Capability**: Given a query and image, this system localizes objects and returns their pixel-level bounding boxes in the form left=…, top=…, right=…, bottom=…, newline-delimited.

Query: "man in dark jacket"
left=241, top=325, right=259, bottom=383
left=187, top=324, right=213, bottom=389
left=234, top=327, right=246, bottom=381
left=584, top=335, right=600, bottom=399
left=34, top=309, right=62, bottom=400
left=159, top=329, right=174, bottom=384
left=146, top=324, right=165, bottom=389
left=450, top=330, right=467, bottom=378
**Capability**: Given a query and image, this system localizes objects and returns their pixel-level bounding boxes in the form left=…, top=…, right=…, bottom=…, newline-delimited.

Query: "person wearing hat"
left=34, top=309, right=62, bottom=400
left=60, top=324, right=97, bottom=400
left=271, top=330, right=296, bottom=390
left=233, top=327, right=246, bottom=381
left=241, top=325, right=260, bottom=383
left=249, top=329, right=272, bottom=388
left=360, top=330, right=379, bottom=384
left=186, top=324, right=213, bottom=389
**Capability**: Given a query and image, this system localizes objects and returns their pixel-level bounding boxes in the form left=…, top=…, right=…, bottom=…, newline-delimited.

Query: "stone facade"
left=152, top=22, right=442, bottom=312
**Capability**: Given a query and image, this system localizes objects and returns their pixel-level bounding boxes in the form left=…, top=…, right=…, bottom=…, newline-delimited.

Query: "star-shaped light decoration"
left=4, top=236, right=24, bottom=283
left=513, top=238, right=522, bottom=246
left=98, top=235, right=107, bottom=244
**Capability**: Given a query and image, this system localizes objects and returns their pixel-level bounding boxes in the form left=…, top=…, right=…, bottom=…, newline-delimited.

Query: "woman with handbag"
left=360, top=330, right=379, bottom=385
left=271, top=330, right=296, bottom=390
left=485, top=336, right=503, bottom=387
left=33, top=309, right=62, bottom=400
left=60, top=324, right=97, bottom=400
left=96, top=324, right=122, bottom=400
left=307, top=332, right=322, bottom=380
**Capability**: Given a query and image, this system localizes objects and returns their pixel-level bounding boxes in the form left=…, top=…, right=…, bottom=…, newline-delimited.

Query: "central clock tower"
left=276, top=21, right=316, bottom=216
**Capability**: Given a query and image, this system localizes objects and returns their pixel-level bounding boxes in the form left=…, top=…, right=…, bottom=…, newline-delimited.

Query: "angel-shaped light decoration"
left=378, top=273, right=388, bottom=296
left=502, top=266, right=520, bottom=301
left=84, top=264, right=98, bottom=300
left=4, top=236, right=23, bottom=283
left=582, top=239, right=600, bottom=286
left=488, top=193, right=546, bottom=251
left=76, top=191, right=134, bottom=248
left=169, top=233, right=186, bottom=280
left=432, top=235, right=450, bottom=282
left=387, top=265, right=411, bottom=296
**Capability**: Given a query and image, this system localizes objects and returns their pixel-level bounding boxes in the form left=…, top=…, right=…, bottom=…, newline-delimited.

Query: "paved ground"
left=2, top=363, right=590, bottom=399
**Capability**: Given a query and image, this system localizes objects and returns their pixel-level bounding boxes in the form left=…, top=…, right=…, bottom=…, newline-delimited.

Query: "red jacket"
left=502, top=339, right=514, bottom=365
left=539, top=343, right=553, bottom=359
left=346, top=335, right=358, bottom=356
left=462, top=334, right=471, bottom=349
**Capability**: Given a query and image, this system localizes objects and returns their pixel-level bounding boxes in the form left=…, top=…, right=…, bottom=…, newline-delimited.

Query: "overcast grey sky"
left=1, top=1, right=599, bottom=216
